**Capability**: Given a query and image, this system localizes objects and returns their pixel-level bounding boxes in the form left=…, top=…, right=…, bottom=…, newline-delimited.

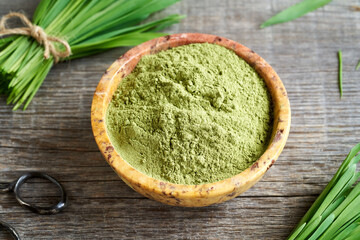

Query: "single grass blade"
left=37, top=0, right=70, bottom=29
left=333, top=223, right=359, bottom=240
left=320, top=196, right=344, bottom=221
left=319, top=193, right=360, bottom=239
left=32, top=0, right=55, bottom=24
left=313, top=164, right=356, bottom=218
left=288, top=222, right=306, bottom=240
left=261, top=0, right=333, bottom=28
left=307, top=213, right=335, bottom=240
left=331, top=174, right=360, bottom=217
left=79, top=14, right=184, bottom=45
left=294, top=216, right=322, bottom=240
left=343, top=224, right=360, bottom=240
left=356, top=60, right=360, bottom=70
left=338, top=50, right=343, bottom=98
left=332, top=215, right=360, bottom=240
left=71, top=32, right=167, bottom=57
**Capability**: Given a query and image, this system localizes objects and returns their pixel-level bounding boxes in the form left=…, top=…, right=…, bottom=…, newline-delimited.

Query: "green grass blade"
left=9, top=48, right=41, bottom=90
left=356, top=60, right=360, bottom=70
left=320, top=194, right=360, bottom=239
left=151, top=16, right=185, bottom=32
left=333, top=222, right=360, bottom=240
left=332, top=215, right=360, bottom=240
left=59, top=0, right=116, bottom=37
left=288, top=222, right=306, bottom=240
left=45, top=0, right=86, bottom=36
left=33, top=0, right=55, bottom=24
left=37, top=0, right=70, bottom=28
left=8, top=63, right=43, bottom=100
left=71, top=32, right=166, bottom=58
left=19, top=41, right=40, bottom=70
left=2, top=39, right=32, bottom=73
left=295, top=216, right=322, bottom=240
left=308, top=214, right=335, bottom=240
left=22, top=60, right=53, bottom=110
left=69, top=0, right=143, bottom=44
left=0, top=36, right=17, bottom=50
left=307, top=213, right=335, bottom=240
left=331, top=174, right=360, bottom=217
left=79, top=14, right=183, bottom=45
left=338, top=50, right=343, bottom=98
left=261, top=0, right=333, bottom=28
left=0, top=71, right=13, bottom=95
left=343, top=225, right=360, bottom=240
left=8, top=57, right=51, bottom=109
left=316, top=163, right=356, bottom=212
left=71, top=0, right=179, bottom=45
left=0, top=37, right=24, bottom=60
left=67, top=50, right=106, bottom=60
left=320, top=196, right=344, bottom=220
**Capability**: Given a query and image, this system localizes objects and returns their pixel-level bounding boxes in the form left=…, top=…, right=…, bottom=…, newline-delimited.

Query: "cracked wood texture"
left=1, top=0, right=360, bottom=239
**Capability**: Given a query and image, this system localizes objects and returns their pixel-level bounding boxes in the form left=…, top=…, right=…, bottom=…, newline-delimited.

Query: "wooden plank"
left=1, top=0, right=360, bottom=239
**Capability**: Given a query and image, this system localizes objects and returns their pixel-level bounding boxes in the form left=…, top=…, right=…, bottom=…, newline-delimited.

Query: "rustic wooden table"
left=1, top=0, right=360, bottom=239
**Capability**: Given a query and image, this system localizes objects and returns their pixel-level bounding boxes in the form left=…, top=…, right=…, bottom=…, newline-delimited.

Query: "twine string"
left=0, top=12, right=71, bottom=63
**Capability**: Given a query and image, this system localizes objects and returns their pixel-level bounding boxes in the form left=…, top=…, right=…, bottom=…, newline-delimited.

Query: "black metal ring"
left=13, top=172, right=67, bottom=215
left=0, top=220, right=21, bottom=240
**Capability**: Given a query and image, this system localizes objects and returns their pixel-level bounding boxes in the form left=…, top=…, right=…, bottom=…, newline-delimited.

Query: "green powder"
left=106, top=43, right=273, bottom=185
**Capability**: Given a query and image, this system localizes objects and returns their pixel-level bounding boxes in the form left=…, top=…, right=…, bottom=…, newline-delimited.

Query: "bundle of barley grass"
left=0, top=0, right=183, bottom=110
left=288, top=143, right=360, bottom=240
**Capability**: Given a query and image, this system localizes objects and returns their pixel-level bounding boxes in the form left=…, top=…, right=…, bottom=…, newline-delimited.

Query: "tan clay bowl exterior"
left=91, top=33, right=291, bottom=207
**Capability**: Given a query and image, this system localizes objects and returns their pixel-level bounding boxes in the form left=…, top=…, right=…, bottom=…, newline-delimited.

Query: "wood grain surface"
left=1, top=0, right=360, bottom=239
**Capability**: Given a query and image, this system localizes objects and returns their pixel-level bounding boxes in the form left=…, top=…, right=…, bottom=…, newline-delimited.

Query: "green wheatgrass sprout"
left=338, top=50, right=343, bottom=98
left=261, top=0, right=333, bottom=28
left=288, top=143, right=360, bottom=240
left=355, top=60, right=360, bottom=70
left=0, top=0, right=184, bottom=110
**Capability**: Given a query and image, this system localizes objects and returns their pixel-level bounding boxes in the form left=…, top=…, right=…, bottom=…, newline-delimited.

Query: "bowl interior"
left=91, top=33, right=291, bottom=199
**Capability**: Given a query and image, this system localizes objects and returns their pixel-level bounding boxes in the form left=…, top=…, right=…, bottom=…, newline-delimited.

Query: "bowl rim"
left=91, top=33, right=291, bottom=199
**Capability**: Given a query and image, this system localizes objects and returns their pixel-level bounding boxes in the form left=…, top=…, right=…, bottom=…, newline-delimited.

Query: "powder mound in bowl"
left=106, top=43, right=273, bottom=185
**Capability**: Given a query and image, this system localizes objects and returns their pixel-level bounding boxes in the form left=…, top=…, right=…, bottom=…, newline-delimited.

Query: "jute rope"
left=0, top=12, right=71, bottom=63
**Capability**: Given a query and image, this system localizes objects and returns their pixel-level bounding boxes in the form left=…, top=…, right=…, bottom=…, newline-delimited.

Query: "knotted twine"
left=0, top=12, right=71, bottom=63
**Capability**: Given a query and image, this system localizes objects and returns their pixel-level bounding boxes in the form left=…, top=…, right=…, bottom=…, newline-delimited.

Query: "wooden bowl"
left=91, top=33, right=291, bottom=207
